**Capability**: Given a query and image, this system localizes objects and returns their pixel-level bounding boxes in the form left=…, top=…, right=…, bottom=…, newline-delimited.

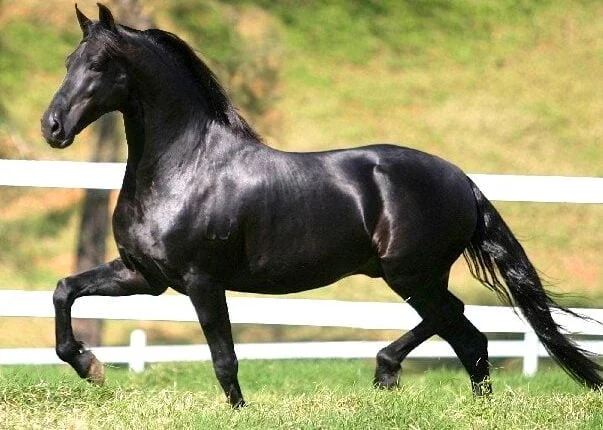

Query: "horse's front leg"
left=53, top=258, right=164, bottom=383
left=186, top=274, right=244, bottom=408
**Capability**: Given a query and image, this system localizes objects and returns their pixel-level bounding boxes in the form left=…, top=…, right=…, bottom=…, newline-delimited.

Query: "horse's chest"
left=121, top=216, right=168, bottom=258
left=113, top=198, right=240, bottom=279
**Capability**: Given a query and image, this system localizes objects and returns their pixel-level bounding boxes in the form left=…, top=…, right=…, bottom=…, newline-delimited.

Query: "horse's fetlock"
left=376, top=349, right=400, bottom=372
left=56, top=342, right=78, bottom=362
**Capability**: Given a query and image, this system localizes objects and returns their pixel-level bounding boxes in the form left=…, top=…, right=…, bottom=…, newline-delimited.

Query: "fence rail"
left=0, top=159, right=602, bottom=203
left=1, top=160, right=602, bottom=375
left=2, top=290, right=603, bottom=375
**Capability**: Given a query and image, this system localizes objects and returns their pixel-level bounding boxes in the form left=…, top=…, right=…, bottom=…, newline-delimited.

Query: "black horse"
left=41, top=4, right=601, bottom=407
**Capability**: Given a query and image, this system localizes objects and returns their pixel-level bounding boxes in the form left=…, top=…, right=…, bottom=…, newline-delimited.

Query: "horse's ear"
left=75, top=4, right=92, bottom=38
left=97, top=3, right=117, bottom=33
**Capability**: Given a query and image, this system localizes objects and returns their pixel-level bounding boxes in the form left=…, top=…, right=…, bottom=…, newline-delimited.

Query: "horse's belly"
left=227, top=270, right=345, bottom=294
left=229, top=243, right=378, bottom=294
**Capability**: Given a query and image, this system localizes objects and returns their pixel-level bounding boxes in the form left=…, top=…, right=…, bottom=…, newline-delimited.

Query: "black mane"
left=101, top=24, right=260, bottom=141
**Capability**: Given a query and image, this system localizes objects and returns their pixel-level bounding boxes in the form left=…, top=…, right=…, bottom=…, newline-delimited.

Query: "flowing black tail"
left=463, top=178, right=603, bottom=389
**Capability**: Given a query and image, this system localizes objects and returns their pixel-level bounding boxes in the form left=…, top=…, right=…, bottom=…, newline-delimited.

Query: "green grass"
left=1, top=361, right=603, bottom=429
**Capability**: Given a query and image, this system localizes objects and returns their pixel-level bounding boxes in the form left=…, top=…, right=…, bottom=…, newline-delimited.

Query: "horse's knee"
left=53, top=278, right=74, bottom=308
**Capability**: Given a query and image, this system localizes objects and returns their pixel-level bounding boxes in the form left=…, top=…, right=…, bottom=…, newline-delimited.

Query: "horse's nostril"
left=50, top=115, right=62, bottom=137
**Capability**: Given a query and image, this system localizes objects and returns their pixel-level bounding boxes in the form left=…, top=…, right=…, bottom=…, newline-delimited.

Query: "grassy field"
left=1, top=6, right=601, bottom=426
left=1, top=360, right=603, bottom=429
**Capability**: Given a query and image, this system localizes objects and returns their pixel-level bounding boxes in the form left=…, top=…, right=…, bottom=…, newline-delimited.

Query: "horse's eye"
left=89, top=61, right=108, bottom=72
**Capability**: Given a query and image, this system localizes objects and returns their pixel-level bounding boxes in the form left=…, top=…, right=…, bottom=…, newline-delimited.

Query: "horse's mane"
left=102, top=25, right=261, bottom=141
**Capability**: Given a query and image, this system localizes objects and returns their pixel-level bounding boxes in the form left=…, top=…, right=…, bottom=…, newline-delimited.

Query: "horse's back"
left=237, top=144, right=477, bottom=291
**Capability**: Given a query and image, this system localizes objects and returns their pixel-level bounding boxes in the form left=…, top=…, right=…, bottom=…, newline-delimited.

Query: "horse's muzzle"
left=41, top=110, right=74, bottom=149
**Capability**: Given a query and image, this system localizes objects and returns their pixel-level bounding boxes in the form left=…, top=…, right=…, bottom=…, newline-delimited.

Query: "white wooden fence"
left=1, top=159, right=602, bottom=203
left=2, top=290, right=603, bottom=375
left=1, top=159, right=602, bottom=375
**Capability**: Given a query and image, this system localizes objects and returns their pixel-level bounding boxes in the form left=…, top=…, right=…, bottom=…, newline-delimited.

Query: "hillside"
left=0, top=0, right=601, bottom=346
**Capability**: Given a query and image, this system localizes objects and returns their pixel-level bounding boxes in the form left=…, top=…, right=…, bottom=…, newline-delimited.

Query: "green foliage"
left=1, top=362, right=603, bottom=429
left=0, top=21, right=78, bottom=97
left=167, top=1, right=238, bottom=64
left=221, top=0, right=570, bottom=66
left=0, top=20, right=79, bottom=141
left=166, top=1, right=282, bottom=127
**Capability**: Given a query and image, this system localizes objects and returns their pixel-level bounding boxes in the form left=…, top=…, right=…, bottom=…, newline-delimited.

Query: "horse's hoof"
left=472, top=378, right=493, bottom=397
left=232, top=399, right=247, bottom=409
left=373, top=370, right=400, bottom=390
left=374, top=351, right=401, bottom=389
left=85, top=355, right=106, bottom=385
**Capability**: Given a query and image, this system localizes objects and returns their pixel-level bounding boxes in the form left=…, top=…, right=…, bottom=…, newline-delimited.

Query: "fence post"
left=523, top=328, right=539, bottom=376
left=129, top=329, right=147, bottom=373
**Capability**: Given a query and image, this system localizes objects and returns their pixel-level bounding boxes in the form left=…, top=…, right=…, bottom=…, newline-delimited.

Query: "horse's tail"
left=463, top=177, right=603, bottom=389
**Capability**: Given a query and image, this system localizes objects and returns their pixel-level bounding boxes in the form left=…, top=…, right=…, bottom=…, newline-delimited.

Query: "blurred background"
left=0, top=0, right=601, bottom=356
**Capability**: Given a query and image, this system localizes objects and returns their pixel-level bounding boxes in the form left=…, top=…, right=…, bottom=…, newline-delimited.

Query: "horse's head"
left=41, top=4, right=129, bottom=148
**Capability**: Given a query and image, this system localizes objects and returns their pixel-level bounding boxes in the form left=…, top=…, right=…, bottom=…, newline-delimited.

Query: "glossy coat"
left=40, top=5, right=602, bottom=407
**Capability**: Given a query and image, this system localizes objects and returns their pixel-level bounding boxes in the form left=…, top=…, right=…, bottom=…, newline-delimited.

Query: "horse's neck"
left=121, top=102, right=251, bottom=190
left=119, top=54, right=263, bottom=189
left=118, top=108, right=144, bottom=199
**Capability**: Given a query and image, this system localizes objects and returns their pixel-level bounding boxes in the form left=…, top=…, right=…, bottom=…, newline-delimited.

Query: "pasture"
left=1, top=360, right=603, bottom=429
left=1, top=1, right=602, bottom=427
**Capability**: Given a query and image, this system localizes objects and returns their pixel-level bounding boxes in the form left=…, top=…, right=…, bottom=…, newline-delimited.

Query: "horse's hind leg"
left=432, top=296, right=491, bottom=395
left=53, top=258, right=164, bottom=383
left=377, top=271, right=491, bottom=395
left=374, top=272, right=445, bottom=389
left=374, top=319, right=435, bottom=388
